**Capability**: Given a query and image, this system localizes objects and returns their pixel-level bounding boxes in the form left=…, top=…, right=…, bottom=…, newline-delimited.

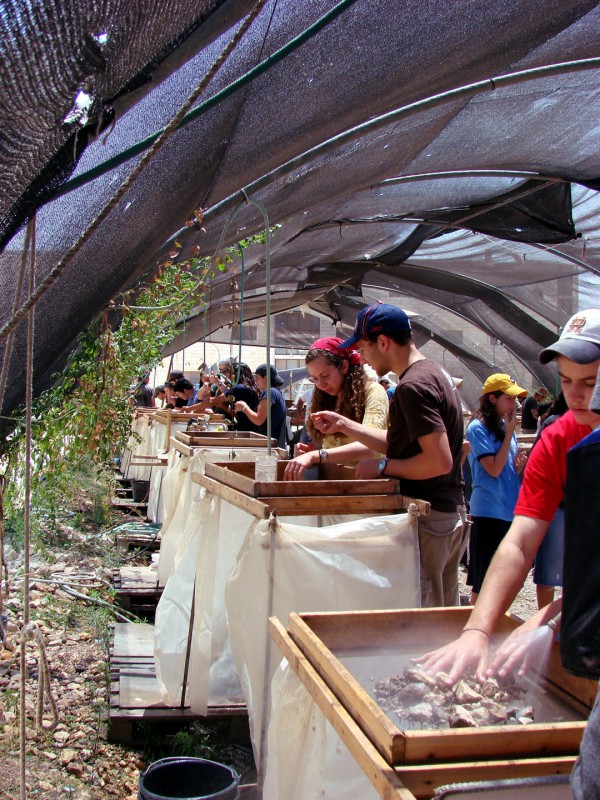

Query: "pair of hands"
left=283, top=412, right=382, bottom=480
left=284, top=412, right=345, bottom=481
left=417, top=619, right=554, bottom=685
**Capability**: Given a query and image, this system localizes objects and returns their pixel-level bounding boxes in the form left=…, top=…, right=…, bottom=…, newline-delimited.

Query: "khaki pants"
left=418, top=505, right=467, bottom=607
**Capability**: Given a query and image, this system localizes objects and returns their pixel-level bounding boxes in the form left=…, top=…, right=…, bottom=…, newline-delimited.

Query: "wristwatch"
left=376, top=457, right=389, bottom=476
left=319, top=448, right=329, bottom=463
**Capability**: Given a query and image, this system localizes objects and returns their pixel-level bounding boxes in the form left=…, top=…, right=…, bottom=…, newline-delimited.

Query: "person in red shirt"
left=419, top=308, right=600, bottom=681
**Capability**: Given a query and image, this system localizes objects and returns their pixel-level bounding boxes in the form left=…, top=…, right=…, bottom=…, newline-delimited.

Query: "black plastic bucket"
left=131, top=479, right=150, bottom=503
left=138, top=757, right=240, bottom=800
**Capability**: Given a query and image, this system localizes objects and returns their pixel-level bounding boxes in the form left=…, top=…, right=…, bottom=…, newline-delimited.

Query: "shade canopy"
left=1, top=0, right=600, bottom=415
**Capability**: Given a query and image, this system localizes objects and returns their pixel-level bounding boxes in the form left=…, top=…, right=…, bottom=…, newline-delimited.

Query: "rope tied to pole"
left=20, top=215, right=37, bottom=800
left=0, top=475, right=14, bottom=652
left=20, top=622, right=60, bottom=732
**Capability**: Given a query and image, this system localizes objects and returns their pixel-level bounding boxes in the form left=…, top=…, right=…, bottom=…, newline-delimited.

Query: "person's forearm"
left=486, top=435, right=512, bottom=477
left=383, top=449, right=451, bottom=480
left=326, top=441, right=373, bottom=464
left=184, top=399, right=211, bottom=413
left=210, top=394, right=231, bottom=411
left=244, top=407, right=260, bottom=424
left=529, top=598, right=562, bottom=628
left=237, top=401, right=266, bottom=426
left=331, top=418, right=388, bottom=452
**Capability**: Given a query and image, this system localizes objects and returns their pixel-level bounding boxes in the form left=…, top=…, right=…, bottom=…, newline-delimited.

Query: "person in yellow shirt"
left=284, top=337, right=388, bottom=480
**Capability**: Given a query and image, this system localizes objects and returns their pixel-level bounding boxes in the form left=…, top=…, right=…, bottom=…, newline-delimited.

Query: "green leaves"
left=1, top=224, right=279, bottom=526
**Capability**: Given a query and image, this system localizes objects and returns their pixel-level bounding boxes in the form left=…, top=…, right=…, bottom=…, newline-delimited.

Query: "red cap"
left=309, top=337, right=361, bottom=365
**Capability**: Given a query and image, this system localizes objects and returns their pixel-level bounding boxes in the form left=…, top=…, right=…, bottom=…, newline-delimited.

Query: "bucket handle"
left=141, top=757, right=240, bottom=781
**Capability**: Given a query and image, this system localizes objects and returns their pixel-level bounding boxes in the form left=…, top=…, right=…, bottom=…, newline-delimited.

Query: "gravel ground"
left=0, top=517, right=254, bottom=800
left=458, top=563, right=561, bottom=621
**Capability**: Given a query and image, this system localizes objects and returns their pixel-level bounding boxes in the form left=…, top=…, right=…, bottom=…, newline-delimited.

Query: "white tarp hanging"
left=156, top=447, right=278, bottom=588
left=152, top=418, right=167, bottom=452
left=160, top=449, right=188, bottom=528
left=188, top=492, right=257, bottom=709
left=154, top=490, right=259, bottom=707
left=146, top=454, right=169, bottom=524
left=156, top=450, right=194, bottom=587
left=155, top=448, right=288, bottom=704
left=225, top=509, right=421, bottom=769
left=145, top=419, right=173, bottom=523
left=154, top=486, right=208, bottom=706
left=121, top=415, right=152, bottom=480
left=264, top=660, right=380, bottom=800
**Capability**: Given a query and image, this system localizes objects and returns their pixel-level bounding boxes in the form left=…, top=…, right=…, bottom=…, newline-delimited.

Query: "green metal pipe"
left=53, top=0, right=360, bottom=200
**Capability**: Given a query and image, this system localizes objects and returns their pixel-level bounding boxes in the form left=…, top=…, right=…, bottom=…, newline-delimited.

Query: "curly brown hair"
left=305, top=349, right=368, bottom=444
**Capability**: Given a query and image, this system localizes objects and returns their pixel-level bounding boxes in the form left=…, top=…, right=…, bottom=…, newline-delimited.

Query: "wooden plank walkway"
left=113, top=565, right=162, bottom=613
left=109, top=623, right=247, bottom=743
left=111, top=497, right=148, bottom=518
left=114, top=527, right=159, bottom=550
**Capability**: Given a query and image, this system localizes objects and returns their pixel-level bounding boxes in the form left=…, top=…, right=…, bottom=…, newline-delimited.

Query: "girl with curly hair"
left=284, top=337, right=388, bottom=480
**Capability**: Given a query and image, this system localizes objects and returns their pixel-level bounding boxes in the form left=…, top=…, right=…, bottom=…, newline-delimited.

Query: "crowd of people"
left=129, top=303, right=600, bottom=792
left=130, top=359, right=290, bottom=447
left=306, top=302, right=599, bottom=792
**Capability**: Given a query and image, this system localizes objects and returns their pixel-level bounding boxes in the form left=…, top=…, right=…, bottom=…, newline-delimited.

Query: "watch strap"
left=377, top=457, right=389, bottom=476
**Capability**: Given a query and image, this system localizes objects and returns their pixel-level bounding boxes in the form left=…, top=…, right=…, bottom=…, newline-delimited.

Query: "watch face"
left=377, top=459, right=387, bottom=474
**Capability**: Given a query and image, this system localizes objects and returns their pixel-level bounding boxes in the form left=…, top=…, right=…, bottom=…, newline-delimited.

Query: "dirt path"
left=0, top=534, right=145, bottom=800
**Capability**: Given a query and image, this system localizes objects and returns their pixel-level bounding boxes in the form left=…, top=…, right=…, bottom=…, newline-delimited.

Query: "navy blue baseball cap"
left=340, top=303, right=412, bottom=349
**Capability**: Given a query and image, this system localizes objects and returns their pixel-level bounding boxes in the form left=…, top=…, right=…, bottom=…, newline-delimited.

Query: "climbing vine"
left=1, top=224, right=277, bottom=526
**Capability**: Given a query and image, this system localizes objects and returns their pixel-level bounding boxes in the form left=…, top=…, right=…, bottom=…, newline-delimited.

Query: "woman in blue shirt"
left=466, top=373, right=528, bottom=603
left=234, top=363, right=287, bottom=449
left=211, top=361, right=260, bottom=431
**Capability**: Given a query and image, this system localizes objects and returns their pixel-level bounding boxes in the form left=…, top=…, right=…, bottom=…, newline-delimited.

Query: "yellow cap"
left=481, top=373, right=528, bottom=398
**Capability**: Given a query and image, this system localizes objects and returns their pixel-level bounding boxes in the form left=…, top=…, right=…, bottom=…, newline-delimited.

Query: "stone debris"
left=373, top=665, right=531, bottom=729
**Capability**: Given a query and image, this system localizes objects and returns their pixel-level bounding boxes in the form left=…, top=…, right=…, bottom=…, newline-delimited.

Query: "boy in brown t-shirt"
left=311, top=302, right=466, bottom=607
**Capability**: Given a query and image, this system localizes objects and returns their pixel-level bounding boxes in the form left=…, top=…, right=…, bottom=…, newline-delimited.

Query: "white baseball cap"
left=539, top=309, right=600, bottom=365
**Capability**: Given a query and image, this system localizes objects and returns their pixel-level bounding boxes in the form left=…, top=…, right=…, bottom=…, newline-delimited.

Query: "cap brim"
left=504, top=386, right=528, bottom=398
left=340, top=332, right=359, bottom=349
left=539, top=339, right=600, bottom=365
